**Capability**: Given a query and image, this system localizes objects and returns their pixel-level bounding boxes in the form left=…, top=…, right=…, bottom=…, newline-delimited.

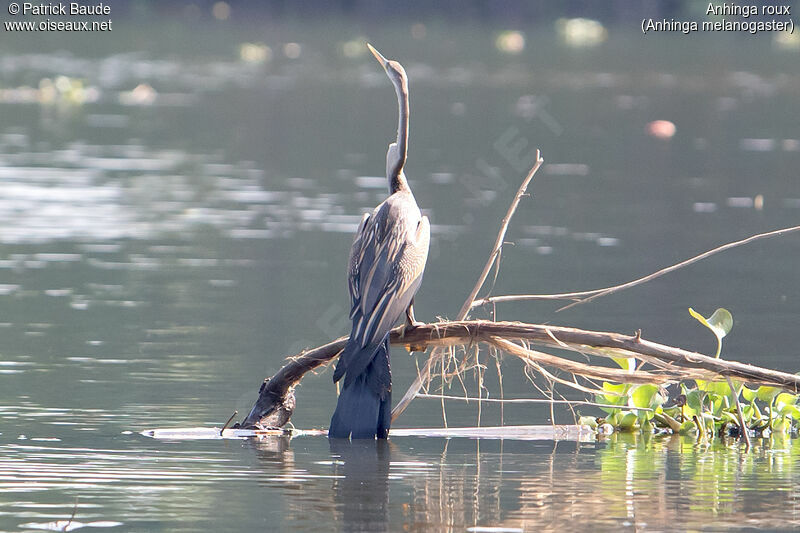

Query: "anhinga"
left=329, top=44, right=430, bottom=439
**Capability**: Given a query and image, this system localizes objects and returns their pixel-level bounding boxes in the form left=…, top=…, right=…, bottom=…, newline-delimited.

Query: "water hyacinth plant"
left=592, top=308, right=800, bottom=440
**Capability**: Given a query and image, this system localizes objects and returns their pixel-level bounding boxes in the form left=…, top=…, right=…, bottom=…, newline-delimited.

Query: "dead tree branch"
left=237, top=319, right=800, bottom=429
left=390, top=152, right=544, bottom=422
left=471, top=225, right=800, bottom=312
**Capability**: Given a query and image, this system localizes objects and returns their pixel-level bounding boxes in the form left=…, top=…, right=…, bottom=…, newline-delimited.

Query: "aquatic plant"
left=592, top=307, right=800, bottom=443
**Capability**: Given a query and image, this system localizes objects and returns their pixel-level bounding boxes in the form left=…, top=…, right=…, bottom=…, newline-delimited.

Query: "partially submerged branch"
left=238, top=319, right=800, bottom=429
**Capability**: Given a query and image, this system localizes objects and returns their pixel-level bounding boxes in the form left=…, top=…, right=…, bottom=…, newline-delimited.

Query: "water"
left=1, top=14, right=800, bottom=531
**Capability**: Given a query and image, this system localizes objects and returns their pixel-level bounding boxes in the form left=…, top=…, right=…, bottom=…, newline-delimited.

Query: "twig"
left=491, top=336, right=666, bottom=384
left=457, top=151, right=543, bottom=320
left=221, top=410, right=237, bottom=436
left=726, top=376, right=751, bottom=449
left=63, top=497, right=78, bottom=532
left=523, top=358, right=604, bottom=396
left=414, top=393, right=654, bottom=411
left=470, top=225, right=800, bottom=311
left=391, top=152, right=544, bottom=422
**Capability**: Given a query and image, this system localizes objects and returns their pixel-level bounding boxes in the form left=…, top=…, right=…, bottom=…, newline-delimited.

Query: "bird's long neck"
left=389, top=77, right=410, bottom=194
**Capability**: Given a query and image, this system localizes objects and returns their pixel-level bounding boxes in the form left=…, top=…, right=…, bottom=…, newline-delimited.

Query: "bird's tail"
left=329, top=338, right=391, bottom=439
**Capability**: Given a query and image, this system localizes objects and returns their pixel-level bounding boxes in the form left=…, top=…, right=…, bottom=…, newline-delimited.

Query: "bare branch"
left=238, top=319, right=800, bottom=428
left=457, top=151, right=544, bottom=319
left=391, top=153, right=544, bottom=422
left=470, top=225, right=800, bottom=311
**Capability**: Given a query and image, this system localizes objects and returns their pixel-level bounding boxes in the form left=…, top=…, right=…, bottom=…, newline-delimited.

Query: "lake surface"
left=1, top=14, right=799, bottom=531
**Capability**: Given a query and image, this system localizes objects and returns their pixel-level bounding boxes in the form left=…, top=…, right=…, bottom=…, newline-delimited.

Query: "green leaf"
left=776, top=393, right=797, bottom=407
left=742, top=403, right=755, bottom=422
left=704, top=381, right=732, bottom=397
left=601, top=382, right=629, bottom=402
left=756, top=386, right=781, bottom=403
left=610, top=356, right=636, bottom=372
left=686, top=389, right=705, bottom=412
left=579, top=416, right=598, bottom=429
left=688, top=307, right=733, bottom=358
left=780, top=404, right=800, bottom=421
left=772, top=417, right=791, bottom=433
left=632, top=385, right=664, bottom=423
left=618, top=412, right=638, bottom=432
left=602, top=381, right=629, bottom=396
left=706, top=308, right=734, bottom=336
left=707, top=393, right=726, bottom=416
left=741, top=386, right=757, bottom=403
left=631, top=384, right=659, bottom=408
left=678, top=420, right=697, bottom=435
left=596, top=382, right=631, bottom=414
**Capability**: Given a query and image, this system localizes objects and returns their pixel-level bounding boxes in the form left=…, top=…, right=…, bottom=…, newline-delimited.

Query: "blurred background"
left=0, top=1, right=799, bottom=529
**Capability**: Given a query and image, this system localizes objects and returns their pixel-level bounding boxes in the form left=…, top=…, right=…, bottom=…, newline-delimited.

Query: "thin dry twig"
left=470, top=225, right=800, bottom=311
left=220, top=410, right=238, bottom=436
left=391, top=152, right=544, bottom=422
left=726, top=376, right=752, bottom=449
left=457, top=151, right=544, bottom=320
left=62, top=497, right=78, bottom=532
left=490, top=337, right=667, bottom=385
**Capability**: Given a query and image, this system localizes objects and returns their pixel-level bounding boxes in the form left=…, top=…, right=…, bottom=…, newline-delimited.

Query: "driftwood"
left=237, top=319, right=800, bottom=429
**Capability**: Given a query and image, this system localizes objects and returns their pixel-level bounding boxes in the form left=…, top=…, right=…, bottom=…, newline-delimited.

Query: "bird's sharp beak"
left=366, top=43, right=389, bottom=70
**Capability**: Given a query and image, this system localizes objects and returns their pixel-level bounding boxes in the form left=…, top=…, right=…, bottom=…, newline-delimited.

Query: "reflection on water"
left=5, top=431, right=800, bottom=531
left=329, top=440, right=391, bottom=531
left=0, top=134, right=356, bottom=244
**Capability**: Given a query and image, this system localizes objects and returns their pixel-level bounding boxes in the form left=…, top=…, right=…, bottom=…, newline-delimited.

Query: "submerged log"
left=237, top=319, right=800, bottom=429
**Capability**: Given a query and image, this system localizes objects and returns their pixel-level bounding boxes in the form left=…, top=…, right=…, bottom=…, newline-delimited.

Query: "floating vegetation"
left=591, top=308, right=800, bottom=443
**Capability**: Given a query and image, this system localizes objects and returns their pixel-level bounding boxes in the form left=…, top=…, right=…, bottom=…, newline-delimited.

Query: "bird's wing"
left=361, top=214, right=429, bottom=343
left=340, top=200, right=429, bottom=384
left=347, top=213, right=371, bottom=316
left=348, top=202, right=401, bottom=348
left=349, top=202, right=428, bottom=350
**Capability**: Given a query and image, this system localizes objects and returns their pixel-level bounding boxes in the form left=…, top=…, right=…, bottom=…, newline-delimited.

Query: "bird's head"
left=367, top=43, right=408, bottom=92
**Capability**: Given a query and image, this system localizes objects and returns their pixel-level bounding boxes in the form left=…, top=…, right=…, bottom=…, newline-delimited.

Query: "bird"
left=328, top=44, right=430, bottom=439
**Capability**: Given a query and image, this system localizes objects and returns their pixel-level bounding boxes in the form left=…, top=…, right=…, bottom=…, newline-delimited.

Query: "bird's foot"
left=401, top=302, right=422, bottom=338
left=400, top=319, right=424, bottom=339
